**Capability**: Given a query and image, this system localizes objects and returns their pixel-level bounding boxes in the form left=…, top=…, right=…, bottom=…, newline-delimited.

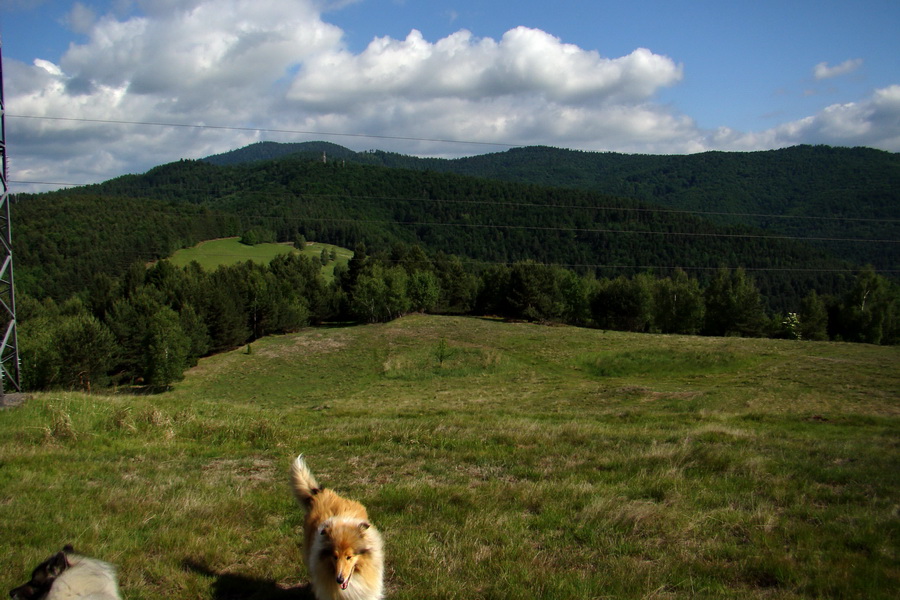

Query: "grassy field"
left=167, top=237, right=352, bottom=280
left=1, top=315, right=898, bottom=599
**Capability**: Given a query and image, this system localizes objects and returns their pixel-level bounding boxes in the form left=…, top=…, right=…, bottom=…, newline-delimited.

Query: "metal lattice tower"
left=0, top=40, right=22, bottom=394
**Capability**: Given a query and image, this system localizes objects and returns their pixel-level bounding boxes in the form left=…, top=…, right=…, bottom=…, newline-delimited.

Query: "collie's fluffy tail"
left=291, top=454, right=321, bottom=506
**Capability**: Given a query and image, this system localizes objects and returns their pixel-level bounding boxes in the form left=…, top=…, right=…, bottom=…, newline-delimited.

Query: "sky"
left=1, top=0, right=899, bottom=191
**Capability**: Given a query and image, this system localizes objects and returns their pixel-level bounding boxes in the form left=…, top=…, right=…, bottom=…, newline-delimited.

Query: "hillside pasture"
left=167, top=237, right=351, bottom=280
left=1, top=316, right=897, bottom=599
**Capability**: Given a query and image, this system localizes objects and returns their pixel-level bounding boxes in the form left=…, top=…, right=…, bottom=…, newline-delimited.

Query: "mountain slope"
left=203, top=142, right=899, bottom=270
left=15, top=154, right=859, bottom=312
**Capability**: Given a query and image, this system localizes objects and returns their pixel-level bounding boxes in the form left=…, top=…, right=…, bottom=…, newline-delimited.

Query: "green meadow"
left=1, top=315, right=898, bottom=599
left=167, top=237, right=351, bottom=280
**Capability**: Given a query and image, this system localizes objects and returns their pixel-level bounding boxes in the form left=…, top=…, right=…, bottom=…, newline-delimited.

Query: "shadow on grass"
left=112, top=384, right=174, bottom=396
left=183, top=560, right=314, bottom=600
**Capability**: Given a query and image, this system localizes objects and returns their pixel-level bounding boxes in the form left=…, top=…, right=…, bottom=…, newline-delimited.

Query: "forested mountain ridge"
left=205, top=142, right=898, bottom=221
left=14, top=154, right=860, bottom=312
left=203, top=142, right=900, bottom=270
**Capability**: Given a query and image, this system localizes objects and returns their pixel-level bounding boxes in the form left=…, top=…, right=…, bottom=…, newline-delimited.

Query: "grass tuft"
left=42, top=403, right=78, bottom=442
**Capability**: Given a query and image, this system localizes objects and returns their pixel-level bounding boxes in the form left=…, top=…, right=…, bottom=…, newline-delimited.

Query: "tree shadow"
left=112, top=384, right=173, bottom=396
left=183, top=560, right=314, bottom=600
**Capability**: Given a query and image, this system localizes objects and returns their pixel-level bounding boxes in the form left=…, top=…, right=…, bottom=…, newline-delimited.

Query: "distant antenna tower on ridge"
left=0, top=40, right=22, bottom=395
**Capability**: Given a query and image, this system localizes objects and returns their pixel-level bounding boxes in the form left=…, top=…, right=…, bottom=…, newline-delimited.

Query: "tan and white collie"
left=290, top=454, right=384, bottom=600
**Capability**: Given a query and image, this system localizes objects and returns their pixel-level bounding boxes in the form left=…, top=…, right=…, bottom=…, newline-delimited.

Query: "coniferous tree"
left=106, top=289, right=163, bottom=381
left=20, top=310, right=117, bottom=391
left=434, top=253, right=477, bottom=313
left=342, top=243, right=369, bottom=294
left=837, top=267, right=899, bottom=344
left=506, top=261, right=564, bottom=322
left=475, top=264, right=512, bottom=317
left=350, top=264, right=410, bottom=322
left=86, top=272, right=121, bottom=321
left=179, top=303, right=211, bottom=364
left=703, top=268, right=767, bottom=337
left=557, top=268, right=593, bottom=327
left=144, top=306, right=190, bottom=388
left=798, top=290, right=829, bottom=341
left=206, top=269, right=251, bottom=351
left=58, top=313, right=117, bottom=391
left=19, top=316, right=59, bottom=390
left=653, top=269, right=705, bottom=334
left=408, top=270, right=441, bottom=313
left=591, top=274, right=654, bottom=332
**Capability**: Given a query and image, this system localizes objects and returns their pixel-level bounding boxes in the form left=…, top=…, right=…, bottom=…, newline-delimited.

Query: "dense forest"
left=8, top=143, right=900, bottom=391
left=204, top=142, right=900, bottom=271
left=15, top=154, right=875, bottom=311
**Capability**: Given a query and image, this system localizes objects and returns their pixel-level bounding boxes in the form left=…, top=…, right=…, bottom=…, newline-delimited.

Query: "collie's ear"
left=48, top=551, right=69, bottom=576
left=320, top=523, right=332, bottom=536
left=358, top=522, right=371, bottom=532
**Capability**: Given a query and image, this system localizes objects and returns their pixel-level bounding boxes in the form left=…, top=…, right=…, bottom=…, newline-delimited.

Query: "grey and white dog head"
left=9, top=545, right=73, bottom=600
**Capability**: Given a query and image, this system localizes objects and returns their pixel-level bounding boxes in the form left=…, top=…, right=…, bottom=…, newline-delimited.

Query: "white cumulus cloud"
left=64, top=2, right=98, bottom=35
left=813, top=58, right=863, bottom=80
left=708, top=85, right=900, bottom=152
left=287, top=27, right=682, bottom=108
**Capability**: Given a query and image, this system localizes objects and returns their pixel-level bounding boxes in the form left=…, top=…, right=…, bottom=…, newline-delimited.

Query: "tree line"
left=18, top=241, right=898, bottom=393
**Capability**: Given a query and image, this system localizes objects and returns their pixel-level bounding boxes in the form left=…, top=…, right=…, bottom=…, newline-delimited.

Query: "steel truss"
left=0, top=41, right=22, bottom=394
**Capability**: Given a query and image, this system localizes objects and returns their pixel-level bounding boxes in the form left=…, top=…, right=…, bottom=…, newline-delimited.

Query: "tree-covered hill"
left=429, top=145, right=900, bottom=268
left=13, top=154, right=861, bottom=312
left=12, top=194, right=240, bottom=301
left=203, top=142, right=899, bottom=271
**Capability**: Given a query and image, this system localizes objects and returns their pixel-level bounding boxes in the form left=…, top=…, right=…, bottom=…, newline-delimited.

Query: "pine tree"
left=144, top=306, right=190, bottom=389
left=653, top=269, right=705, bottom=334
left=798, top=290, right=828, bottom=341
left=703, top=268, right=766, bottom=337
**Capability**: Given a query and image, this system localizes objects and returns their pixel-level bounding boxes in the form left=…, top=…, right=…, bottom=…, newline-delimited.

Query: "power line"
left=10, top=184, right=900, bottom=240
left=11, top=180, right=85, bottom=187
left=294, top=216, right=900, bottom=244
left=72, top=245, right=900, bottom=275
left=6, top=114, right=519, bottom=148
left=10, top=185, right=900, bottom=225
left=280, top=193, right=900, bottom=225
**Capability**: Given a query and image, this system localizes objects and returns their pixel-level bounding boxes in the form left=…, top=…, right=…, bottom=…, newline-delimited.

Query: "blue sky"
left=1, top=0, right=898, bottom=189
